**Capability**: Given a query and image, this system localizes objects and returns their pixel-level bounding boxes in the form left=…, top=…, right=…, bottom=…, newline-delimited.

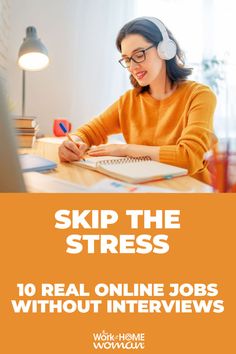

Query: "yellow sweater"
left=75, top=80, right=217, bottom=184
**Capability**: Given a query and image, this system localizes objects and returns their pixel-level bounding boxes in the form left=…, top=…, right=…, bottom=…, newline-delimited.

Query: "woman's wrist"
left=71, top=134, right=84, bottom=143
left=71, top=135, right=89, bottom=149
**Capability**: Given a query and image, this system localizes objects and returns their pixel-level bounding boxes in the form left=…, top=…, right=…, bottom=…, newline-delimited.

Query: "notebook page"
left=91, top=178, right=191, bottom=193
left=99, top=160, right=187, bottom=183
left=23, top=172, right=88, bottom=192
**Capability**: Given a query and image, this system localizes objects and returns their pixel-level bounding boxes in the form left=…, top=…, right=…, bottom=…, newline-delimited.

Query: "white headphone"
left=137, top=17, right=177, bottom=60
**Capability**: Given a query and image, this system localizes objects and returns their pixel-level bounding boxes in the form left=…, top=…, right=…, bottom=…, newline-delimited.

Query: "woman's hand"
left=58, top=140, right=89, bottom=162
left=87, top=144, right=128, bottom=157
left=87, top=143, right=160, bottom=160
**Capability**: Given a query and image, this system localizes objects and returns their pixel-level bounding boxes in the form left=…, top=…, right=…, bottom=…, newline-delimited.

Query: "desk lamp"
left=18, top=26, right=49, bottom=116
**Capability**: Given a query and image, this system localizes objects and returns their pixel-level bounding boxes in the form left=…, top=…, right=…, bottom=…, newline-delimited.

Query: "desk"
left=22, top=139, right=213, bottom=193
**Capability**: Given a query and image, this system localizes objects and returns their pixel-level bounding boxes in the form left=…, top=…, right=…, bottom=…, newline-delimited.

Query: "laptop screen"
left=0, top=79, right=26, bottom=192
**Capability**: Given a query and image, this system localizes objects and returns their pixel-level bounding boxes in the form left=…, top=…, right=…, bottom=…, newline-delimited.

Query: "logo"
left=92, top=331, right=145, bottom=350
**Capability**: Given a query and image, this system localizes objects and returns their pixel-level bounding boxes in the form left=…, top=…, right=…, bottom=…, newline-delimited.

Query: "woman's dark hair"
left=116, top=18, right=193, bottom=93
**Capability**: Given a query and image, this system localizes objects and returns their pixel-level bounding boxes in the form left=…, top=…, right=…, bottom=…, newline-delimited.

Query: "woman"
left=59, top=17, right=217, bottom=184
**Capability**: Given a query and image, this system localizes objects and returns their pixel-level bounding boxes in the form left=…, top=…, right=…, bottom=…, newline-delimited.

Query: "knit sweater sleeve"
left=74, top=99, right=121, bottom=146
left=159, top=87, right=217, bottom=175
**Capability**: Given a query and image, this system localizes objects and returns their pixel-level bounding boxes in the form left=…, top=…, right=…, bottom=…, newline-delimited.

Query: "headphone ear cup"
left=158, top=39, right=177, bottom=60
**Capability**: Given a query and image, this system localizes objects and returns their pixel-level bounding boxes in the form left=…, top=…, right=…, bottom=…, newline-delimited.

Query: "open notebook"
left=73, top=156, right=188, bottom=183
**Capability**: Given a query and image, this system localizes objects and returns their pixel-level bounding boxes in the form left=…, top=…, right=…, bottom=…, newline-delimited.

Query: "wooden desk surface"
left=21, top=139, right=213, bottom=193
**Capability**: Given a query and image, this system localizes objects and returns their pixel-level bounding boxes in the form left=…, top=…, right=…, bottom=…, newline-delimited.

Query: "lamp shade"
left=18, top=26, right=49, bottom=71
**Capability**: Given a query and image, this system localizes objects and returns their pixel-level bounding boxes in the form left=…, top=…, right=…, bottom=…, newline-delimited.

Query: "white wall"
left=0, top=0, right=10, bottom=83
left=8, top=0, right=133, bottom=135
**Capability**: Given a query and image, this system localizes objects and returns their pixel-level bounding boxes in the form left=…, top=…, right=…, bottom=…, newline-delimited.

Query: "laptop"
left=0, top=79, right=26, bottom=192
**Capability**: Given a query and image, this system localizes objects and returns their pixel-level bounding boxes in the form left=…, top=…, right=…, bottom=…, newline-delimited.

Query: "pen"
left=59, top=122, right=85, bottom=161
left=59, top=122, right=75, bottom=143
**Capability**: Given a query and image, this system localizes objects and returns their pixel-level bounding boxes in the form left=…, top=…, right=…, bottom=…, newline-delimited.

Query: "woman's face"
left=120, top=34, right=164, bottom=87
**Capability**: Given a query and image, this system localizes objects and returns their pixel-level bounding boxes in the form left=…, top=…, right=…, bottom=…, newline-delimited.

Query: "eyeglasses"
left=119, top=44, right=155, bottom=68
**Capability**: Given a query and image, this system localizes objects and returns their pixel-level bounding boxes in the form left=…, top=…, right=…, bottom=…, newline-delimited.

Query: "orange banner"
left=1, top=194, right=235, bottom=353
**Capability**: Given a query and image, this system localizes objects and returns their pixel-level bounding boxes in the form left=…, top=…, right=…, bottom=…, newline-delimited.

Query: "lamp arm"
left=22, top=70, right=25, bottom=117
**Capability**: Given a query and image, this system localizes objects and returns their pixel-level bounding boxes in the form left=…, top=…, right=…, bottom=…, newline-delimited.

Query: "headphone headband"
left=135, top=16, right=177, bottom=60
left=139, top=16, right=170, bottom=41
